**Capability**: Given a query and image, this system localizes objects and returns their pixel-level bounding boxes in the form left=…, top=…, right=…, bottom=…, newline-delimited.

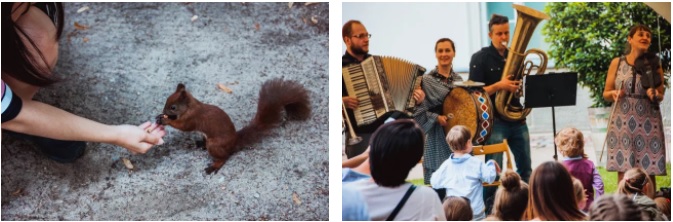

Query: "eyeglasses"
left=352, top=33, right=371, bottom=39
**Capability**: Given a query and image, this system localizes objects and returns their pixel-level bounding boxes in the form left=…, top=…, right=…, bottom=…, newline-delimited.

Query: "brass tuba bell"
left=494, top=4, right=549, bottom=121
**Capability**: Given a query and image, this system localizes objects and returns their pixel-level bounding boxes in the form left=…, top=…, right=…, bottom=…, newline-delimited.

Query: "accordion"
left=343, top=56, right=426, bottom=127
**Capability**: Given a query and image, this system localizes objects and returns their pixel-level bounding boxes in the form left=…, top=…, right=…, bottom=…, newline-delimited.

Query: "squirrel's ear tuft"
left=176, top=83, right=185, bottom=92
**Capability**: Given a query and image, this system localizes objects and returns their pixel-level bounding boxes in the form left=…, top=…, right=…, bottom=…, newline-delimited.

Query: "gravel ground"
left=1, top=2, right=328, bottom=220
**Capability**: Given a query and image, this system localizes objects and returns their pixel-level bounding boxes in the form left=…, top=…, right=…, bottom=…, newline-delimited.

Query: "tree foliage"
left=543, top=2, right=671, bottom=107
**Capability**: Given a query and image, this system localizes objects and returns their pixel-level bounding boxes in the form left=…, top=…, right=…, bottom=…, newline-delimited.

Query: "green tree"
left=543, top=2, right=670, bottom=107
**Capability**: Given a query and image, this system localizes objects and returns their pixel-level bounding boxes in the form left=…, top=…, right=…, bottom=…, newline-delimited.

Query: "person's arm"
left=603, top=57, right=623, bottom=102
left=413, top=78, right=441, bottom=132
left=2, top=100, right=165, bottom=154
left=646, top=67, right=666, bottom=102
left=592, top=164, right=605, bottom=197
left=481, top=159, right=498, bottom=184
left=342, top=147, right=369, bottom=168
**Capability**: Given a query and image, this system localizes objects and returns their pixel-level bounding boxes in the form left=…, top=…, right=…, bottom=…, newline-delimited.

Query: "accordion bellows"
left=343, top=55, right=425, bottom=127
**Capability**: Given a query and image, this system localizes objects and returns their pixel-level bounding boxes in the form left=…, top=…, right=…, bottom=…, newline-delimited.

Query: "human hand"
left=612, top=89, right=625, bottom=101
left=489, top=159, right=501, bottom=174
left=343, top=96, right=359, bottom=109
left=112, top=121, right=166, bottom=154
left=437, top=115, right=448, bottom=126
left=499, top=76, right=520, bottom=93
left=646, top=88, right=661, bottom=102
left=413, top=89, right=425, bottom=104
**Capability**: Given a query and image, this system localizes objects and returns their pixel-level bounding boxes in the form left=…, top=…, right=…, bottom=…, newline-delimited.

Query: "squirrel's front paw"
left=205, top=166, right=220, bottom=175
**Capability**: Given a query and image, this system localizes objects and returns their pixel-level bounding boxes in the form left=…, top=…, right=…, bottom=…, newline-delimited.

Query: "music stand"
left=523, top=72, right=578, bottom=160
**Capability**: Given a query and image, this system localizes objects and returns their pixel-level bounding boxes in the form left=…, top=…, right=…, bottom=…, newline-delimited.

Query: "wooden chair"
left=472, top=139, right=514, bottom=187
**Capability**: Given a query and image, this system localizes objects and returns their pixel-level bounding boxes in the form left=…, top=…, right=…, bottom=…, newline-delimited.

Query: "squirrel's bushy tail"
left=236, top=78, right=311, bottom=147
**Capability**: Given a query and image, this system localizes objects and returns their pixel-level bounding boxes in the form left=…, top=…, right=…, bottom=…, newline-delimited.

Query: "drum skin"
left=442, top=87, right=493, bottom=145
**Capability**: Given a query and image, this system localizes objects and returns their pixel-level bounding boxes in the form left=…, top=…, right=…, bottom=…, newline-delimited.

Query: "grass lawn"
left=408, top=163, right=672, bottom=192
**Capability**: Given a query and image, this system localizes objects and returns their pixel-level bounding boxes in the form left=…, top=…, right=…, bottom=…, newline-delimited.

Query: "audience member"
left=492, top=170, right=529, bottom=221
left=618, top=168, right=667, bottom=220
left=430, top=125, right=500, bottom=220
left=572, top=177, right=589, bottom=214
left=589, top=194, right=645, bottom=221
left=344, top=119, right=445, bottom=220
left=556, top=127, right=604, bottom=211
left=524, top=161, right=586, bottom=221
left=443, top=196, right=473, bottom=221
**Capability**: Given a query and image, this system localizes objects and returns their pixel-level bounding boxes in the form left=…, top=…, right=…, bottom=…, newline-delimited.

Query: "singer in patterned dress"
left=603, top=24, right=666, bottom=191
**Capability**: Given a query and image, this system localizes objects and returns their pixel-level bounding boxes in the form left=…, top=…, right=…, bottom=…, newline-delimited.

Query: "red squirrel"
left=156, top=78, right=311, bottom=174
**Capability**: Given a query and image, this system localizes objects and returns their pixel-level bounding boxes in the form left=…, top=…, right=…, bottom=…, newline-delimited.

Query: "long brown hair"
left=617, top=167, right=653, bottom=197
left=2, top=2, right=65, bottom=87
left=524, top=161, right=586, bottom=221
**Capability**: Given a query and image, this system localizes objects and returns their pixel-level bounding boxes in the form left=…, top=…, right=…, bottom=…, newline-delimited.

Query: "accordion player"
left=342, top=55, right=426, bottom=133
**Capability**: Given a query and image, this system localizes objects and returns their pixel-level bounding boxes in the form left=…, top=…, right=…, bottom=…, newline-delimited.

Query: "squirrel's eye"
left=170, top=105, right=177, bottom=110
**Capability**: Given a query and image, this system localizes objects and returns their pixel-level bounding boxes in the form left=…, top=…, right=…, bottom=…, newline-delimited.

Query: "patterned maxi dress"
left=606, top=56, right=667, bottom=175
left=413, top=68, right=463, bottom=184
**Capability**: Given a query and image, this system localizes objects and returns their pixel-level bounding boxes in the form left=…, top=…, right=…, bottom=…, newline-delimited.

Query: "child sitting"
left=618, top=168, right=667, bottom=220
left=572, top=177, right=589, bottom=214
left=430, top=125, right=500, bottom=220
left=443, top=196, right=473, bottom=221
left=556, top=127, right=604, bottom=211
left=589, top=195, right=644, bottom=221
left=492, top=170, right=529, bottom=220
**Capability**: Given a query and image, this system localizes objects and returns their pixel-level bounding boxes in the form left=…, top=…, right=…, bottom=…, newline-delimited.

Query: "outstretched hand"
left=112, top=121, right=166, bottom=154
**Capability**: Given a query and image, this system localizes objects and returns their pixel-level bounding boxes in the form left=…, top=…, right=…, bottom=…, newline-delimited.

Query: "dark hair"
left=434, top=38, right=455, bottom=52
left=2, top=2, right=65, bottom=87
left=589, top=195, right=645, bottom=221
left=488, top=14, right=508, bottom=32
left=525, top=161, right=586, bottom=221
left=445, top=125, right=470, bottom=152
left=342, top=20, right=363, bottom=40
left=368, top=119, right=425, bottom=187
left=654, top=196, right=671, bottom=221
left=443, top=196, right=473, bottom=221
left=494, top=170, right=529, bottom=221
left=624, top=24, right=652, bottom=54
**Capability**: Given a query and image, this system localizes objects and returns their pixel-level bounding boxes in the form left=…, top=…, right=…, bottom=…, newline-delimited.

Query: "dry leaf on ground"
left=292, top=192, right=302, bottom=205
left=288, top=2, right=293, bottom=9
left=122, top=158, right=134, bottom=170
left=217, top=83, right=233, bottom=94
left=191, top=15, right=199, bottom=22
left=83, top=37, right=89, bottom=43
left=77, top=6, right=90, bottom=13
left=11, top=188, right=23, bottom=196
left=74, top=22, right=89, bottom=30
left=305, top=2, right=318, bottom=6
left=255, top=23, right=260, bottom=31
left=310, top=16, right=318, bottom=24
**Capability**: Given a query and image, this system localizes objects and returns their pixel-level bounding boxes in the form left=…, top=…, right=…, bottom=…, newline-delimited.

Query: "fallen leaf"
left=83, top=37, right=89, bottom=43
left=292, top=192, right=302, bottom=205
left=11, top=188, right=23, bottom=196
left=305, top=2, right=318, bottom=6
left=74, top=22, right=89, bottom=30
left=255, top=23, right=260, bottom=31
left=217, top=83, right=232, bottom=94
left=310, top=15, right=318, bottom=24
left=77, top=6, right=90, bottom=13
left=122, top=158, right=134, bottom=170
left=288, top=2, right=293, bottom=9
left=191, top=15, right=198, bottom=22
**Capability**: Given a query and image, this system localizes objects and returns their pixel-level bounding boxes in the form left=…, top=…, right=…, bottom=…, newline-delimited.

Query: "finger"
left=139, top=121, right=151, bottom=129
left=144, top=133, right=162, bottom=145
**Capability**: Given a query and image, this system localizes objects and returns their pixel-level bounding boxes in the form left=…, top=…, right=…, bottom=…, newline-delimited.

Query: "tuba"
left=494, top=4, right=549, bottom=121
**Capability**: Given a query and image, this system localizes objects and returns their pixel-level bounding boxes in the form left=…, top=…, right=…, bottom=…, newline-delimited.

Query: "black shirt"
left=469, top=43, right=524, bottom=122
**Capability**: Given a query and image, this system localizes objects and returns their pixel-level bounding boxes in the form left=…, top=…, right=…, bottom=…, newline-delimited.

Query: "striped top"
left=2, top=80, right=23, bottom=123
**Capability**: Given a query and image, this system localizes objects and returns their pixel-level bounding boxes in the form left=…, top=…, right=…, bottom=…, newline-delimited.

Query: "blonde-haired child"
left=556, top=127, right=604, bottom=211
left=430, top=125, right=500, bottom=220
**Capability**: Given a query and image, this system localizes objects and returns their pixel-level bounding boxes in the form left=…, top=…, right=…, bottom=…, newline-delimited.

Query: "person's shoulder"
left=471, top=46, right=490, bottom=59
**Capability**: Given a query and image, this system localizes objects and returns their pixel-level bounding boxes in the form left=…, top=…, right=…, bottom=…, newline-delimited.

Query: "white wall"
left=342, top=2, right=483, bottom=73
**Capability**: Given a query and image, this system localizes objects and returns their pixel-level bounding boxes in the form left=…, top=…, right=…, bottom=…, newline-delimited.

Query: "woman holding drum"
left=413, top=38, right=465, bottom=184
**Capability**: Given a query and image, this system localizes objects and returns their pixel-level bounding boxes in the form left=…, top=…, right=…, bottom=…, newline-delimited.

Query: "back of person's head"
left=555, top=127, right=586, bottom=158
left=445, top=125, right=471, bottom=152
left=654, top=196, right=671, bottom=220
left=342, top=20, right=363, bottom=40
left=589, top=194, right=645, bottom=221
left=2, top=2, right=65, bottom=87
left=443, top=196, right=473, bottom=221
left=493, top=170, right=529, bottom=221
left=525, top=161, right=585, bottom=221
left=369, top=119, right=424, bottom=187
left=618, top=167, right=650, bottom=195
left=488, top=14, right=508, bottom=32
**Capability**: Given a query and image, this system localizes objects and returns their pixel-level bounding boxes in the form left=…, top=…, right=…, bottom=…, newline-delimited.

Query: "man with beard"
left=341, top=20, right=425, bottom=158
